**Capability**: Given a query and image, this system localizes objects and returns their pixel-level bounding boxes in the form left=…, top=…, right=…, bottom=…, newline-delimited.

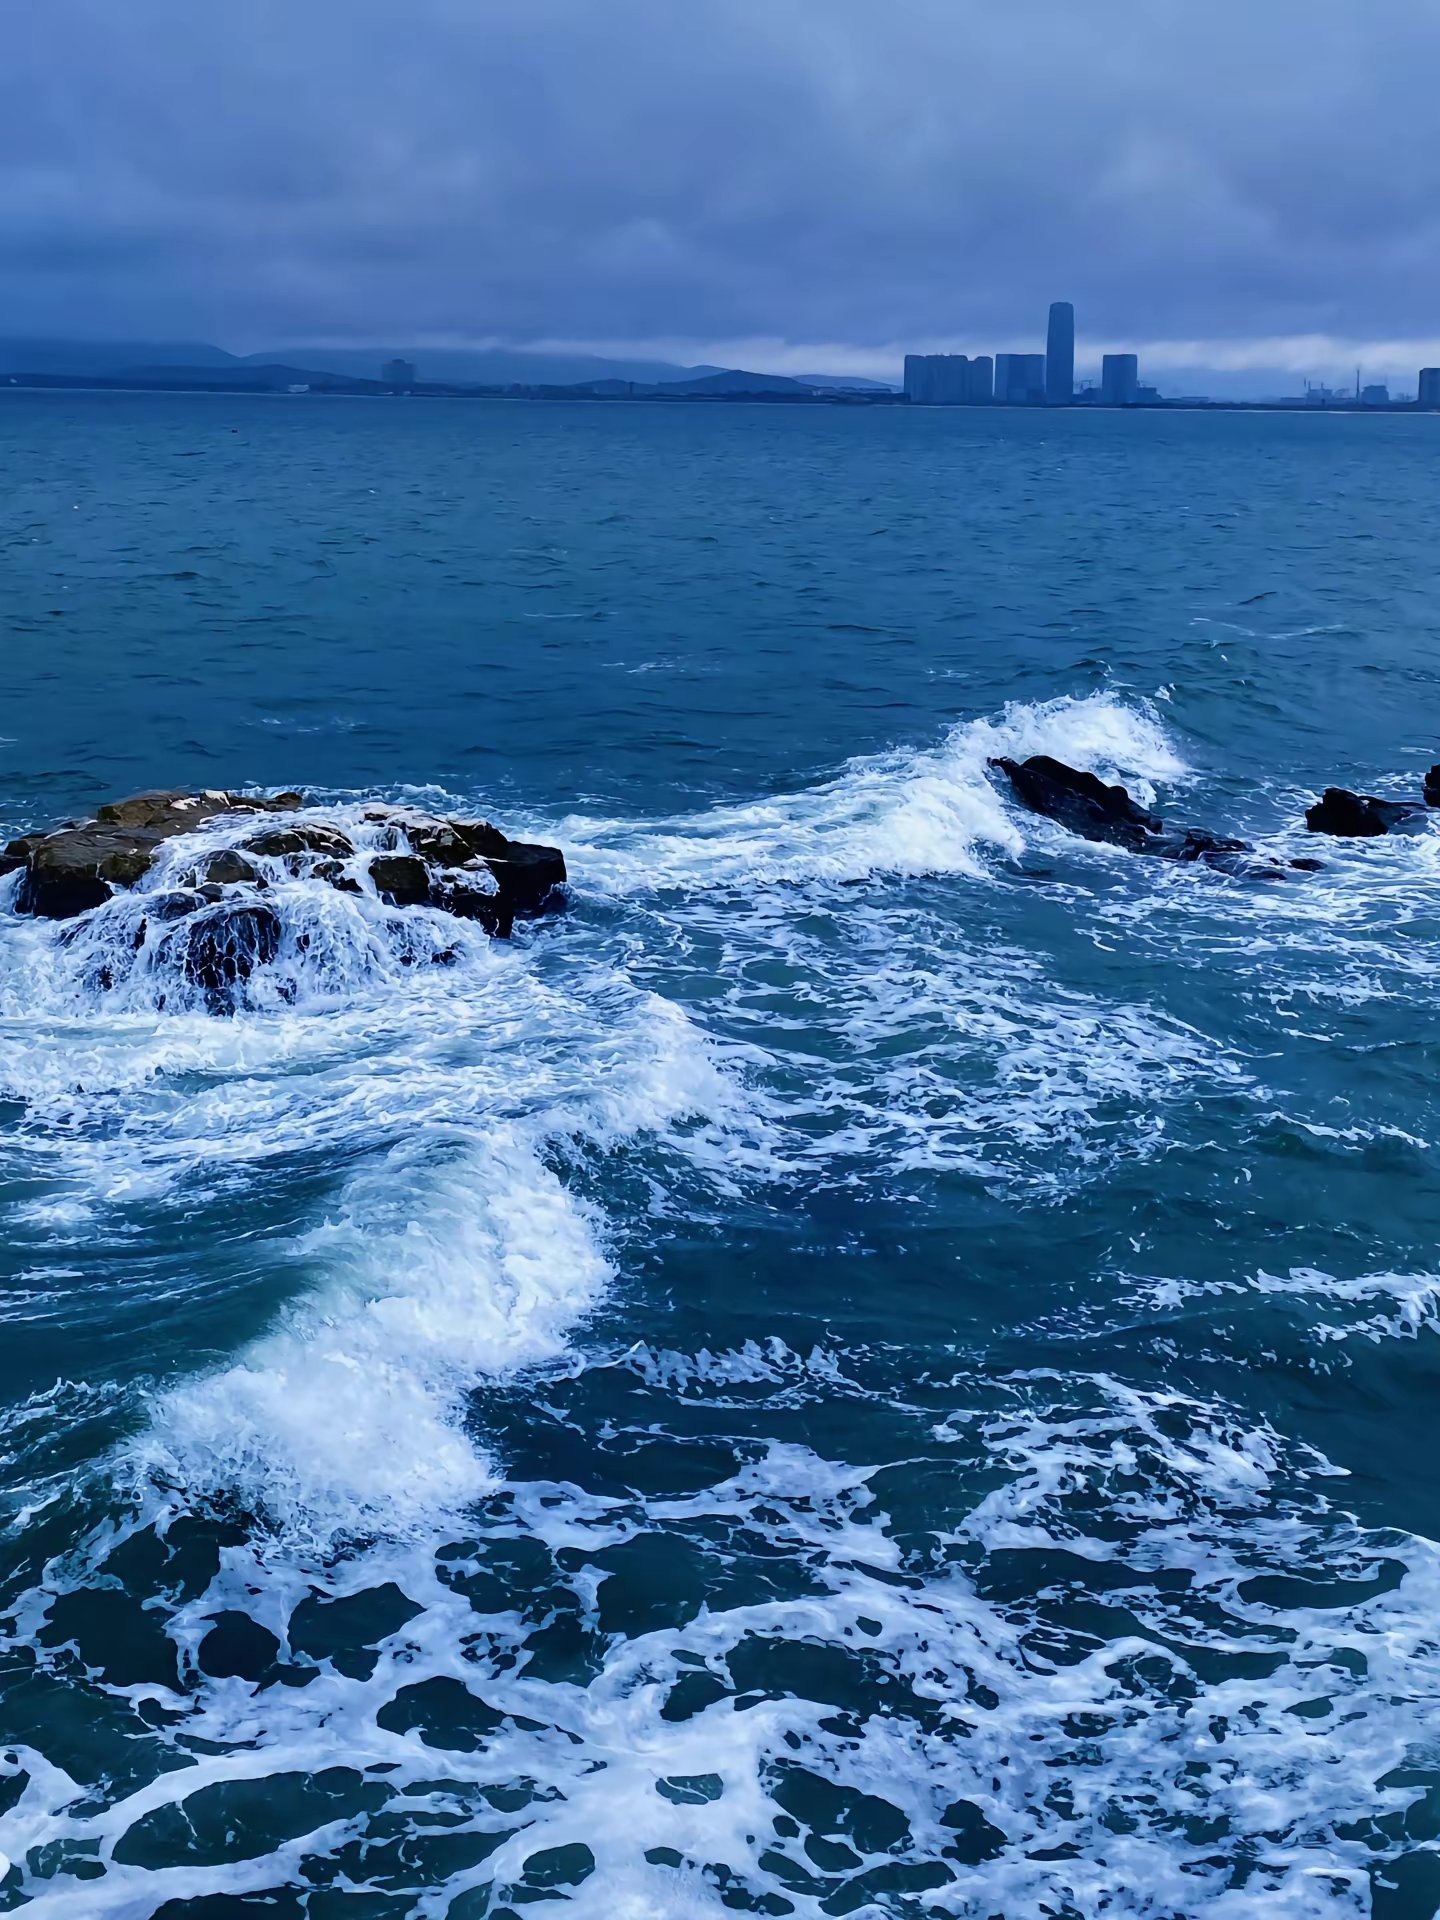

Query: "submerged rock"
left=1304, top=788, right=1428, bottom=837
left=171, top=904, right=283, bottom=1011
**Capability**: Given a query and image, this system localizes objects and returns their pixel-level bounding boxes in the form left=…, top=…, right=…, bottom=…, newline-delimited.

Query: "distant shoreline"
left=2, top=372, right=1434, bottom=415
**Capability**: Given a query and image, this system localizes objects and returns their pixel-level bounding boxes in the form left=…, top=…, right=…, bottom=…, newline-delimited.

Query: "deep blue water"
left=2, top=390, right=1440, bottom=1917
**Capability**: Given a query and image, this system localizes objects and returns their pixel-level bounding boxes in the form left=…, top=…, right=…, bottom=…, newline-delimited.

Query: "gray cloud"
left=3, top=0, right=1439, bottom=386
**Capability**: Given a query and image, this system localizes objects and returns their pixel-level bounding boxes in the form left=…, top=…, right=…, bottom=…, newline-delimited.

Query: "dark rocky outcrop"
left=2, top=791, right=568, bottom=987
left=990, top=755, right=1279, bottom=872
left=188, top=849, right=263, bottom=888
left=1304, top=789, right=1428, bottom=837
left=989, top=756, right=1163, bottom=853
left=1423, top=766, right=1440, bottom=808
left=358, top=807, right=565, bottom=931
left=4, top=789, right=302, bottom=918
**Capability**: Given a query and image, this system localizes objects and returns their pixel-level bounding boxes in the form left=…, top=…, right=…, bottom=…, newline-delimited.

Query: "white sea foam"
left=4, top=1366, right=1430, bottom=1916
left=558, top=689, right=1187, bottom=895
left=130, top=1132, right=613, bottom=1543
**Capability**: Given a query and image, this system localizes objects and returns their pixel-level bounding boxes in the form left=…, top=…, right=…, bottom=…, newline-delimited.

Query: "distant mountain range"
left=0, top=338, right=895, bottom=393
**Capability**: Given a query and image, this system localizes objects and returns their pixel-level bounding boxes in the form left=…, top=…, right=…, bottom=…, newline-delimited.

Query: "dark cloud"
left=3, top=0, right=1439, bottom=384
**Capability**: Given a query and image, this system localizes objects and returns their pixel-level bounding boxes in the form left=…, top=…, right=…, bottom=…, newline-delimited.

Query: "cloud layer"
left=4, top=0, right=1439, bottom=387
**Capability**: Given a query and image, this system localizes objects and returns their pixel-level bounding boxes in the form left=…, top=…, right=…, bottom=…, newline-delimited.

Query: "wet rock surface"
left=3, top=790, right=302, bottom=918
left=994, top=753, right=1440, bottom=867
left=989, top=756, right=1163, bottom=853
left=173, top=904, right=284, bottom=1012
left=1, top=789, right=569, bottom=1008
left=1306, top=788, right=1429, bottom=837
left=990, top=755, right=1281, bottom=873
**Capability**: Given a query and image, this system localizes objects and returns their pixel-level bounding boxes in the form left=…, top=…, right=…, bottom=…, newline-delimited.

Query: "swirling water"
left=2, top=391, right=1440, bottom=1917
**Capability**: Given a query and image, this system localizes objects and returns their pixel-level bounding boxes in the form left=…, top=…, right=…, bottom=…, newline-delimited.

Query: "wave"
left=557, top=689, right=1187, bottom=894
left=129, top=1131, right=611, bottom=1546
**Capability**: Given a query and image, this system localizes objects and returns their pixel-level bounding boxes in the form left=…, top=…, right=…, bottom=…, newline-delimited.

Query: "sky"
left=4, top=0, right=1440, bottom=394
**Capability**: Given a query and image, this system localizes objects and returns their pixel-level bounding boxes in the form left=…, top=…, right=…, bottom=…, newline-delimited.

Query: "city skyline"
left=905, top=300, right=1438, bottom=407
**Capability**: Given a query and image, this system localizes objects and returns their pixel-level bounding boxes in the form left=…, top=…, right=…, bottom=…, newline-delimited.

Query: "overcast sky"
left=5, top=0, right=1439, bottom=390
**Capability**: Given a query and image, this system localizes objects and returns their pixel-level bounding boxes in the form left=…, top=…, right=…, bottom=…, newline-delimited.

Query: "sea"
left=1, top=389, right=1439, bottom=1919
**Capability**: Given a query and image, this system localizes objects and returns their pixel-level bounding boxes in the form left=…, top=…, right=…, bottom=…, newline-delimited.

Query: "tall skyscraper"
left=1419, top=368, right=1440, bottom=409
left=1045, top=302, right=1075, bottom=405
left=966, top=356, right=994, bottom=404
left=1100, top=353, right=1140, bottom=406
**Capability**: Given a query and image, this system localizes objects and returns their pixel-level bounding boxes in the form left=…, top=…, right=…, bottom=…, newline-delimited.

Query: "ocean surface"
left=1, top=390, right=1439, bottom=1919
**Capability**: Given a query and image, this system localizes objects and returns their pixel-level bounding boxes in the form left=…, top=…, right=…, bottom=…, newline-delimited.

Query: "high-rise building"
left=1100, top=353, right=1140, bottom=406
left=995, top=353, right=1045, bottom=404
left=904, top=353, right=990, bottom=404
left=382, top=359, right=417, bottom=387
left=966, top=356, right=994, bottom=404
left=1418, top=368, right=1440, bottom=409
left=1045, top=302, right=1075, bottom=405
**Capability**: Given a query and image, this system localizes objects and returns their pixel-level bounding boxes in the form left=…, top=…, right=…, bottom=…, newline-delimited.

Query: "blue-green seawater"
left=1, top=391, right=1439, bottom=1918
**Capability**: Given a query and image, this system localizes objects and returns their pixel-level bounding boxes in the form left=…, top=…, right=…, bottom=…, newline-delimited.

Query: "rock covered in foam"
left=1, top=789, right=569, bottom=1009
left=170, top=902, right=284, bottom=1011
left=1305, top=788, right=1428, bottom=837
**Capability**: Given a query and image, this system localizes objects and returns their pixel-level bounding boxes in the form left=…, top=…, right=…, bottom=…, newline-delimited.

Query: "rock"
left=1425, top=766, right=1440, bottom=808
left=990, top=755, right=1283, bottom=875
left=1158, top=827, right=1256, bottom=863
left=7, top=789, right=307, bottom=919
left=189, top=850, right=263, bottom=888
left=432, top=873, right=510, bottom=938
left=4, top=788, right=566, bottom=965
left=15, top=825, right=168, bottom=917
left=169, top=904, right=282, bottom=1011
left=368, top=854, right=432, bottom=906
left=242, top=824, right=353, bottom=862
left=311, top=859, right=362, bottom=894
left=1304, top=788, right=1428, bottom=837
left=137, top=889, right=209, bottom=932
left=358, top=806, right=566, bottom=922
left=990, top=756, right=1163, bottom=852
left=94, top=789, right=302, bottom=831
left=481, top=839, right=567, bottom=918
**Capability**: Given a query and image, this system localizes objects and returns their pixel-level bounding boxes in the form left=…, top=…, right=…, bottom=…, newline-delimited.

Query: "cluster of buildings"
left=904, top=303, right=1156, bottom=407
left=904, top=305, right=1440, bottom=412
